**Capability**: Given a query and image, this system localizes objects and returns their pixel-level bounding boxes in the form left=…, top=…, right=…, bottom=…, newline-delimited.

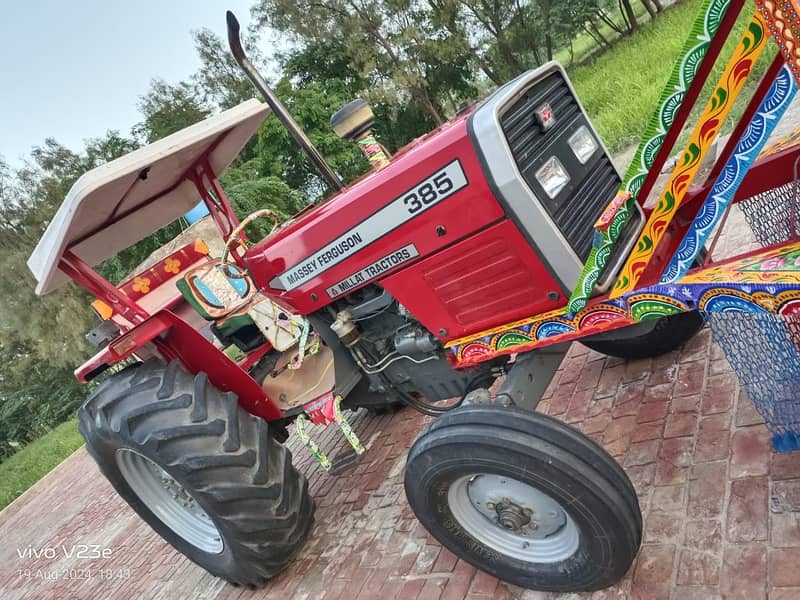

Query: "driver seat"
left=176, top=259, right=264, bottom=350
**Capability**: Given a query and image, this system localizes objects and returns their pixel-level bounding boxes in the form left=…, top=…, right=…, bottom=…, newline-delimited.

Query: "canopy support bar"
left=60, top=250, right=149, bottom=325
left=190, top=160, right=248, bottom=267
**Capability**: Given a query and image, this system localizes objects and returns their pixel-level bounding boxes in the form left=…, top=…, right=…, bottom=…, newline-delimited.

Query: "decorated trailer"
left=25, top=0, right=800, bottom=593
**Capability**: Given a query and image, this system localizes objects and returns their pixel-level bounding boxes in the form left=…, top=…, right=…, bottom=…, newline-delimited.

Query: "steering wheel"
left=221, top=208, right=281, bottom=265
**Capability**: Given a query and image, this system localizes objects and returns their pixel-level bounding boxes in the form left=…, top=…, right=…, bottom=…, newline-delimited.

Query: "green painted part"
left=216, top=313, right=256, bottom=338
left=176, top=277, right=212, bottom=320
left=630, top=300, right=684, bottom=321
left=738, top=249, right=800, bottom=272
left=567, top=0, right=731, bottom=313
left=496, top=332, right=533, bottom=349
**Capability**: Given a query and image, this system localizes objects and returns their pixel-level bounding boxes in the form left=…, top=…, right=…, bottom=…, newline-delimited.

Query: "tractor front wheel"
left=404, top=405, right=641, bottom=592
left=77, top=360, right=314, bottom=587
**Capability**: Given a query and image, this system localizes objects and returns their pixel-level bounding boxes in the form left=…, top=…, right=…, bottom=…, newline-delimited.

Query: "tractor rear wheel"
left=77, top=360, right=314, bottom=587
left=580, top=310, right=705, bottom=359
left=404, top=405, right=641, bottom=592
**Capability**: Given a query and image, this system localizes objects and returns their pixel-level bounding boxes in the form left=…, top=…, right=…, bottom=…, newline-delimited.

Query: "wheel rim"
left=447, top=473, right=579, bottom=563
left=116, top=449, right=223, bottom=554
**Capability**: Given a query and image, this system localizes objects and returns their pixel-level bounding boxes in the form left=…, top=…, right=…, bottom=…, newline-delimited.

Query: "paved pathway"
left=4, top=94, right=800, bottom=600
left=2, top=332, right=800, bottom=599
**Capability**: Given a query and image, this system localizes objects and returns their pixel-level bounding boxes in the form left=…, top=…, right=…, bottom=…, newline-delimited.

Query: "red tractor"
left=30, top=11, right=742, bottom=593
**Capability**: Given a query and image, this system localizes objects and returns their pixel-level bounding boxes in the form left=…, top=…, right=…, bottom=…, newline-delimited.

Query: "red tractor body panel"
left=243, top=115, right=563, bottom=340
left=381, top=220, right=565, bottom=339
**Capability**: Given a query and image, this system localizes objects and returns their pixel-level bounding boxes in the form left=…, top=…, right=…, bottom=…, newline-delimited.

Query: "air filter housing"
left=331, top=98, right=375, bottom=141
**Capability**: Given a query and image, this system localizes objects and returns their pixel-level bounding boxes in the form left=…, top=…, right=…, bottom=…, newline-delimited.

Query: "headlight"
left=568, top=126, right=598, bottom=164
left=535, top=157, right=569, bottom=198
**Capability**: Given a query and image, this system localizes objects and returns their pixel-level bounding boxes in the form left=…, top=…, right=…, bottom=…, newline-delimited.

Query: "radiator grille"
left=499, top=71, right=620, bottom=260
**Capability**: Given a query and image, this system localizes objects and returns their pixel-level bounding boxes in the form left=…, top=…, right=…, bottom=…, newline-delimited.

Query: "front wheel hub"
left=448, top=473, right=578, bottom=562
left=493, top=498, right=532, bottom=532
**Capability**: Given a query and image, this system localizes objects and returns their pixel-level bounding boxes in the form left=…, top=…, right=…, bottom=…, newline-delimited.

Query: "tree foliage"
left=192, top=28, right=263, bottom=110
left=133, top=79, right=211, bottom=143
left=1, top=0, right=669, bottom=460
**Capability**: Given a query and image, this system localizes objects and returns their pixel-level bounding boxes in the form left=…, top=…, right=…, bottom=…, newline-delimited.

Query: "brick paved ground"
left=4, top=101, right=800, bottom=600
left=1, top=330, right=800, bottom=600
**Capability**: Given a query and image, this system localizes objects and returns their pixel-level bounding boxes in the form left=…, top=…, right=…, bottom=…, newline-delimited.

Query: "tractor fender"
left=75, top=310, right=283, bottom=422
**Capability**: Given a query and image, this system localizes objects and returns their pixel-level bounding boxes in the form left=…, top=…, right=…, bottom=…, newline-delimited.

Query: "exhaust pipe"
left=226, top=11, right=344, bottom=192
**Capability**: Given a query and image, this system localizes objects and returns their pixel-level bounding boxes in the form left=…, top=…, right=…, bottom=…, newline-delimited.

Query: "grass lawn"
left=569, top=0, right=775, bottom=153
left=0, top=418, right=83, bottom=511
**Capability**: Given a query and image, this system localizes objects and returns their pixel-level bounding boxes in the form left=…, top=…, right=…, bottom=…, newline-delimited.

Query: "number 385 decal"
left=403, top=161, right=468, bottom=215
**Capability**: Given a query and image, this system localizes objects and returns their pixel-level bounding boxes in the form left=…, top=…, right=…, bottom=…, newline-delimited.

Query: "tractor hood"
left=28, top=99, right=271, bottom=295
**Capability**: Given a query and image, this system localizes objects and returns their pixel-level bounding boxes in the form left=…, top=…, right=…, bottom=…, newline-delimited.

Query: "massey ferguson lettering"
left=285, top=233, right=364, bottom=286
left=327, top=244, right=420, bottom=298
left=272, top=160, right=468, bottom=291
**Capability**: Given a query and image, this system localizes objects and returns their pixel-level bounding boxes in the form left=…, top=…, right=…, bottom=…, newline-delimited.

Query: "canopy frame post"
left=190, top=159, right=247, bottom=267
left=59, top=249, right=149, bottom=326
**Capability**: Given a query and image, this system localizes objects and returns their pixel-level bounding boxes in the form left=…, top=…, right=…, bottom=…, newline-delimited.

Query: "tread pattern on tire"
left=78, top=359, right=313, bottom=586
left=424, top=406, right=642, bottom=531
left=405, top=404, right=642, bottom=592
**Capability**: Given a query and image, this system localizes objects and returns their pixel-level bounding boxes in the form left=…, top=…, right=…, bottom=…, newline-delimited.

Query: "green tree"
left=0, top=133, right=145, bottom=458
left=282, top=40, right=438, bottom=161
left=133, top=79, right=211, bottom=143
left=254, top=76, right=369, bottom=194
left=254, top=0, right=453, bottom=124
left=192, top=28, right=263, bottom=110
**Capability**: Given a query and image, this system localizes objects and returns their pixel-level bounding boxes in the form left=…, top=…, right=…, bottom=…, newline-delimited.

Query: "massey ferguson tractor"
left=29, top=1, right=800, bottom=593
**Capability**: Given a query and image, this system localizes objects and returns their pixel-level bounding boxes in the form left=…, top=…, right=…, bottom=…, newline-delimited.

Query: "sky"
left=0, top=0, right=255, bottom=166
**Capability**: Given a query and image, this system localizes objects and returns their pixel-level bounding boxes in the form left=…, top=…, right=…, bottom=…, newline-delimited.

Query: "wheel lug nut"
left=486, top=502, right=495, bottom=510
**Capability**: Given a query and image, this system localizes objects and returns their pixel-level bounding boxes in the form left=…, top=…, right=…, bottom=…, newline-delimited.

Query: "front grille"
left=499, top=71, right=620, bottom=260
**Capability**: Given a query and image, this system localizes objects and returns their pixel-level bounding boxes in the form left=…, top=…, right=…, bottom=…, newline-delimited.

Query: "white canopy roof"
left=28, top=99, right=271, bottom=295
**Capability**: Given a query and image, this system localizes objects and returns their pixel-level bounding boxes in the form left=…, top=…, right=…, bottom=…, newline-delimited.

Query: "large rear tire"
left=404, top=405, right=641, bottom=592
left=581, top=310, right=705, bottom=359
left=77, top=360, right=314, bottom=587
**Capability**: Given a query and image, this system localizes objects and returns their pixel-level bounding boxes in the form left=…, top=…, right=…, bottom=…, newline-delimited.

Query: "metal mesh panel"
left=707, top=312, right=800, bottom=451
left=738, top=183, right=799, bottom=247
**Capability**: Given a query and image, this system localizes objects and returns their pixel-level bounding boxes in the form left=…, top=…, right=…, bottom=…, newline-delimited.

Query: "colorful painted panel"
left=450, top=283, right=800, bottom=367
left=679, top=240, right=800, bottom=284
left=612, top=10, right=769, bottom=297
left=448, top=241, right=800, bottom=367
left=756, top=0, right=800, bottom=84
left=119, top=239, right=209, bottom=301
left=661, top=64, right=798, bottom=283
left=758, top=126, right=800, bottom=158
left=567, top=0, right=733, bottom=312
left=450, top=301, right=636, bottom=367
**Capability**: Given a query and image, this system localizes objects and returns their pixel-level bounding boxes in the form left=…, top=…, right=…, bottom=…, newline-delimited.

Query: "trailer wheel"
left=404, top=405, right=641, bottom=592
left=77, top=360, right=313, bottom=587
left=580, top=310, right=704, bottom=359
